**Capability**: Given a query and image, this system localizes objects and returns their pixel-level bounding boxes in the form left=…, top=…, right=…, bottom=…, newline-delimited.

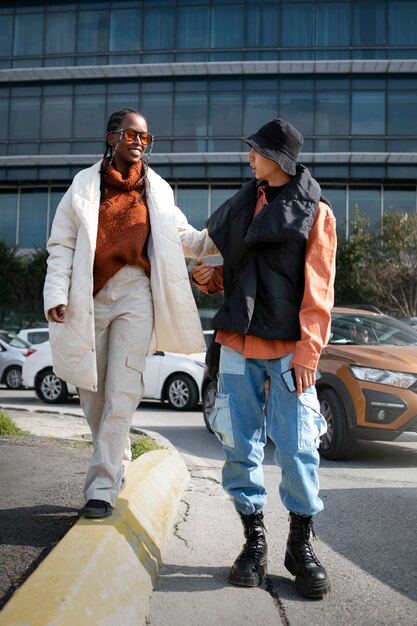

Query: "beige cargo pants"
left=79, top=265, right=153, bottom=507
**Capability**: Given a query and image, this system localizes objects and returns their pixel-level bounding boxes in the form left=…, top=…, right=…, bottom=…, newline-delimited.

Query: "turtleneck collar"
left=104, top=160, right=144, bottom=191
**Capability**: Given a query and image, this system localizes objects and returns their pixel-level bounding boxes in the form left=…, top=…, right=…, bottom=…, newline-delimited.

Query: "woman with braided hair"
left=44, top=109, right=217, bottom=518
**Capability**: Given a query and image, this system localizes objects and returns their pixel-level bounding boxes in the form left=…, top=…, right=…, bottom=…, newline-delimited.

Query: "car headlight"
left=350, top=366, right=417, bottom=389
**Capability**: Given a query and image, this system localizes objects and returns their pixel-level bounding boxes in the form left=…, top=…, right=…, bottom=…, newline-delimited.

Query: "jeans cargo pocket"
left=297, top=385, right=327, bottom=450
left=209, top=393, right=235, bottom=448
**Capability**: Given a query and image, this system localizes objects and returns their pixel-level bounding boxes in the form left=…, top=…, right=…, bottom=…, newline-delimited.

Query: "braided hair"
left=100, top=108, right=149, bottom=199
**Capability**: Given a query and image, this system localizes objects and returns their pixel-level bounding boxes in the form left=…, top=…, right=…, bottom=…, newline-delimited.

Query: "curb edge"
left=0, top=448, right=189, bottom=626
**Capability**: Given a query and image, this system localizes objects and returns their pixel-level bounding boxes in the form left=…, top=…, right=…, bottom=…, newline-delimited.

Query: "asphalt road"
left=1, top=387, right=417, bottom=625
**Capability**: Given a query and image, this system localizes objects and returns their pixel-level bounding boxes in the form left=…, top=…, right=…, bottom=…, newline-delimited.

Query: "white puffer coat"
left=43, top=161, right=218, bottom=392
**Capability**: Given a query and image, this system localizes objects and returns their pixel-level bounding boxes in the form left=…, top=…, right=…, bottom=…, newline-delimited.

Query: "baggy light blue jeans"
left=208, top=346, right=327, bottom=517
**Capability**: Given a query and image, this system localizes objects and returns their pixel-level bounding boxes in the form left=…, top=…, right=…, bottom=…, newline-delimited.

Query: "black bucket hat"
left=242, top=118, right=304, bottom=176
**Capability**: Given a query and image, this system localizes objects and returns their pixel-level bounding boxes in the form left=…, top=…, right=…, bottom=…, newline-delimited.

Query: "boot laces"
left=291, top=516, right=322, bottom=566
left=241, top=533, right=265, bottom=561
left=240, top=516, right=266, bottom=560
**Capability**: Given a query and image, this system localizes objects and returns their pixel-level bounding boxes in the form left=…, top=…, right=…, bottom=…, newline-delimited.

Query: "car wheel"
left=4, top=366, right=23, bottom=390
left=318, top=388, right=355, bottom=461
left=202, top=380, right=217, bottom=433
left=165, top=373, right=199, bottom=411
left=35, top=369, right=68, bottom=404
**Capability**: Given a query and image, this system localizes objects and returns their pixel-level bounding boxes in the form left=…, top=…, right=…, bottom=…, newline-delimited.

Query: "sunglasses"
left=110, top=128, right=154, bottom=146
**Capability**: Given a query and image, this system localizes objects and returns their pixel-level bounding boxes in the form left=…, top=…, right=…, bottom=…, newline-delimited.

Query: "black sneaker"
left=84, top=499, right=114, bottom=519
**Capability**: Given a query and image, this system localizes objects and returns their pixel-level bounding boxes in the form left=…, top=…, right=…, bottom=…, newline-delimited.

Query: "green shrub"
left=131, top=434, right=162, bottom=460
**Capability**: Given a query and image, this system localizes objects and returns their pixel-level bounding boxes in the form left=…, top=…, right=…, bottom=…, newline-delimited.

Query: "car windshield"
left=329, top=313, right=417, bottom=346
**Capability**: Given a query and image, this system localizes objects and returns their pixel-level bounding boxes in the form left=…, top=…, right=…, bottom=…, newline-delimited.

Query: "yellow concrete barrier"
left=0, top=448, right=189, bottom=626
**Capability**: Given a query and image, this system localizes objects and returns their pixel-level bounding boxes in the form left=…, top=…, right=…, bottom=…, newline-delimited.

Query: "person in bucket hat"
left=192, top=118, right=336, bottom=599
left=242, top=118, right=304, bottom=176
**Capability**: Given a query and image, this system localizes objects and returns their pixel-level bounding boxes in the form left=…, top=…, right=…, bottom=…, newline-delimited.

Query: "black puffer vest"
left=206, top=165, right=322, bottom=340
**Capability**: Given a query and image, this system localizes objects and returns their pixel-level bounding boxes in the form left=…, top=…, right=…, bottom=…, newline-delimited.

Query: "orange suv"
left=202, top=307, right=417, bottom=460
left=316, top=307, right=417, bottom=459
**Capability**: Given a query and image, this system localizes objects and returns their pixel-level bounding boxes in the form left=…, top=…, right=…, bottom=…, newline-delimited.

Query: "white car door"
left=143, top=352, right=163, bottom=399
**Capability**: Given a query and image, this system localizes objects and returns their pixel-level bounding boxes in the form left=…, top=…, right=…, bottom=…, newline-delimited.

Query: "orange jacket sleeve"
left=291, top=200, right=337, bottom=370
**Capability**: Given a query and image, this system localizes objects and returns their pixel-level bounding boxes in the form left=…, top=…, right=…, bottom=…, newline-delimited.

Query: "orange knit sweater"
left=93, top=161, right=151, bottom=296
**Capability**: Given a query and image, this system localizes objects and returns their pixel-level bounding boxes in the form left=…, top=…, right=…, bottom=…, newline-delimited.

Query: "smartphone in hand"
left=281, top=368, right=297, bottom=393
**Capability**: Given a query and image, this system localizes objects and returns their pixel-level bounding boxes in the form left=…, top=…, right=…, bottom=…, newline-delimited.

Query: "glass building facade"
left=1, top=0, right=417, bottom=248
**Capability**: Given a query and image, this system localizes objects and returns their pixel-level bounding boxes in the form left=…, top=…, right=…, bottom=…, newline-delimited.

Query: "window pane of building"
left=19, top=190, right=48, bottom=248
left=109, top=8, right=141, bottom=51
left=211, top=187, right=239, bottom=215
left=41, top=96, right=73, bottom=140
left=281, top=3, right=314, bottom=47
left=140, top=93, right=173, bottom=137
left=73, top=95, right=106, bottom=139
left=352, top=2, right=386, bottom=46
left=0, top=99, right=8, bottom=141
left=45, top=12, right=76, bottom=54
left=0, top=191, right=18, bottom=246
left=316, top=138, right=349, bottom=152
left=49, top=189, right=66, bottom=233
left=0, top=15, right=13, bottom=56
left=389, top=2, right=417, bottom=46
left=14, top=13, right=44, bottom=56
left=349, top=188, right=381, bottom=230
left=77, top=10, right=109, bottom=53
left=174, top=93, right=207, bottom=138
left=208, top=92, right=242, bottom=136
left=246, top=4, right=279, bottom=48
left=243, top=92, right=277, bottom=134
left=143, top=8, right=175, bottom=50
left=106, top=96, right=141, bottom=125
left=279, top=92, right=314, bottom=135
left=387, top=92, right=417, bottom=135
left=9, top=143, right=38, bottom=156
left=210, top=6, right=244, bottom=48
left=351, top=138, right=385, bottom=152
left=315, top=92, right=349, bottom=135
left=352, top=91, right=385, bottom=135
left=384, top=189, right=416, bottom=214
left=176, top=6, right=209, bottom=49
left=317, top=3, right=350, bottom=47
left=9, top=97, right=41, bottom=140
left=71, top=140, right=102, bottom=154
left=176, top=187, right=208, bottom=229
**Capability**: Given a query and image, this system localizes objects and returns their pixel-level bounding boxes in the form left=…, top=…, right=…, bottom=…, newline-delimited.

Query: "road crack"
left=265, top=575, right=290, bottom=626
left=172, top=498, right=191, bottom=548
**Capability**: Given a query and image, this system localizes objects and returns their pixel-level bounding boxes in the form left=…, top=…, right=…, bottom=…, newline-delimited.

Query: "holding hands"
left=192, top=258, right=215, bottom=285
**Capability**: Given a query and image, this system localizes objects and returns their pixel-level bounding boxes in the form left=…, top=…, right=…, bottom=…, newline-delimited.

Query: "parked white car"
left=0, top=338, right=26, bottom=389
left=16, top=328, right=49, bottom=346
left=22, top=340, right=205, bottom=410
left=0, top=330, right=32, bottom=356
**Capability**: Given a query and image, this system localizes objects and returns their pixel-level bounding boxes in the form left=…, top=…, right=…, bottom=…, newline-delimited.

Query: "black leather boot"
left=229, top=512, right=267, bottom=587
left=284, top=512, right=331, bottom=599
